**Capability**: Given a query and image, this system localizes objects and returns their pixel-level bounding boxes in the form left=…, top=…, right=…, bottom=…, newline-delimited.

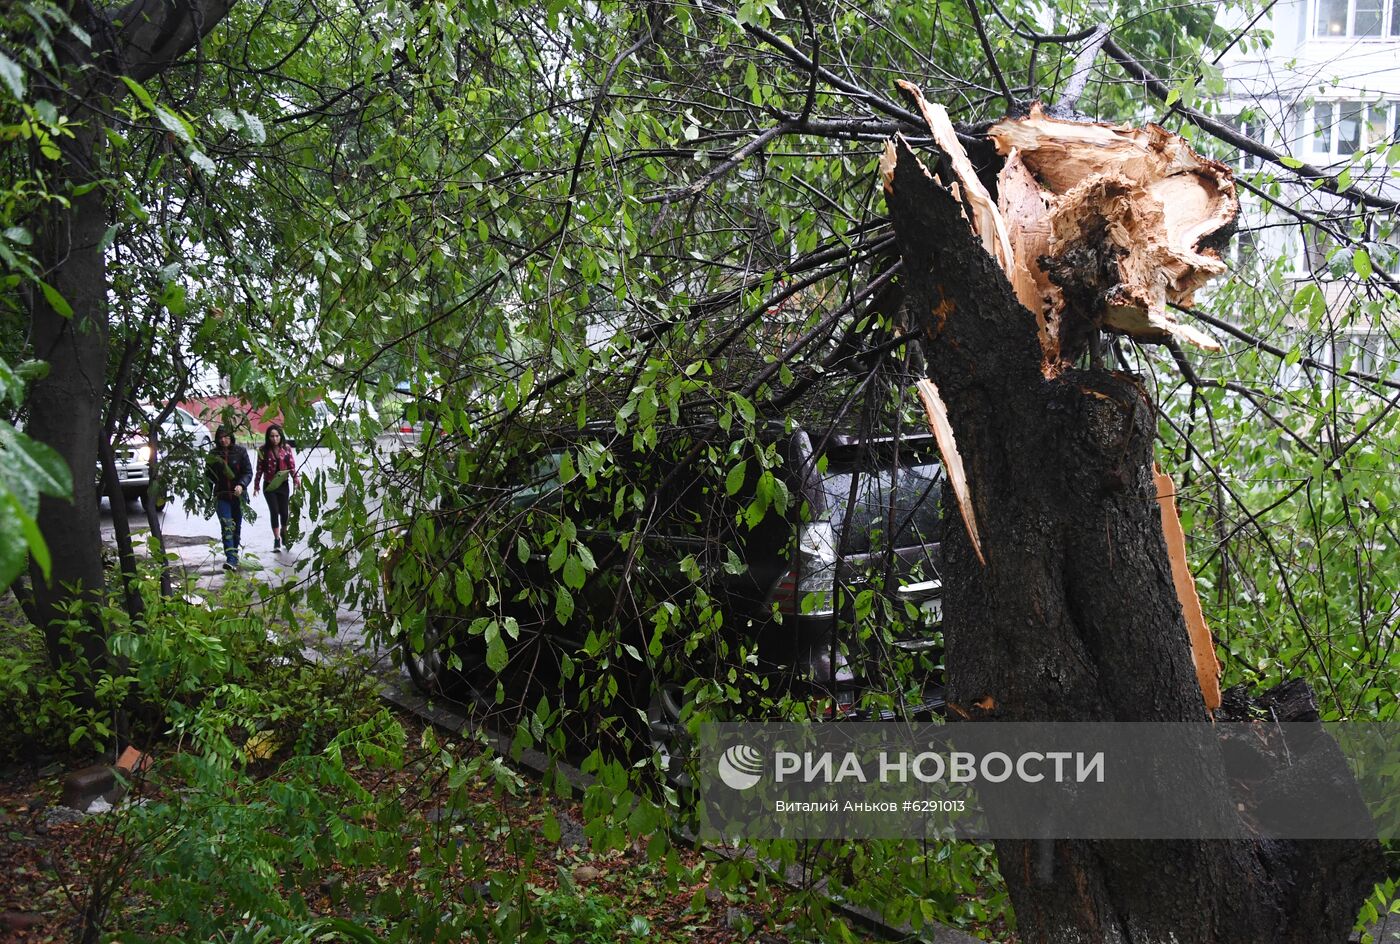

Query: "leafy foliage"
left=2, top=0, right=1397, bottom=937
left=0, top=357, right=70, bottom=586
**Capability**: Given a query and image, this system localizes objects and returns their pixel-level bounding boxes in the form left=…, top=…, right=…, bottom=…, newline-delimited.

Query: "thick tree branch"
left=111, top=0, right=239, bottom=82
left=1103, top=36, right=1400, bottom=213
left=1050, top=24, right=1109, bottom=114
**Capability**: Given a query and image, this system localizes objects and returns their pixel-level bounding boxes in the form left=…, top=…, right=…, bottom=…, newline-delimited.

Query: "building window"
left=1350, top=333, right=1386, bottom=376
left=1301, top=225, right=1337, bottom=273
left=1230, top=116, right=1265, bottom=171
left=1313, top=0, right=1400, bottom=35
left=1324, top=332, right=1396, bottom=378
left=1308, top=100, right=1397, bottom=158
left=1229, top=225, right=1260, bottom=269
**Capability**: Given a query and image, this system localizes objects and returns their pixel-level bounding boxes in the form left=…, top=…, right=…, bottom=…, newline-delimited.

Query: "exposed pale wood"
left=915, top=378, right=986, bottom=567
left=988, top=103, right=1235, bottom=353
left=1154, top=466, right=1223, bottom=713
left=996, top=149, right=1060, bottom=369
left=878, top=138, right=900, bottom=195
left=897, top=80, right=1015, bottom=276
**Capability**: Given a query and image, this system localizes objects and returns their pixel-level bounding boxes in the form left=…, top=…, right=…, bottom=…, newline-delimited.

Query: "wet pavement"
left=98, top=447, right=332, bottom=585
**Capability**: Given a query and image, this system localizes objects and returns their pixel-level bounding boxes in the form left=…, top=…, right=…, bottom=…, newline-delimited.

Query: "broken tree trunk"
left=883, top=106, right=1382, bottom=940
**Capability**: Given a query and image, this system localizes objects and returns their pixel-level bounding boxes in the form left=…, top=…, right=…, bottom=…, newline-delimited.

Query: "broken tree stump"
left=880, top=95, right=1383, bottom=942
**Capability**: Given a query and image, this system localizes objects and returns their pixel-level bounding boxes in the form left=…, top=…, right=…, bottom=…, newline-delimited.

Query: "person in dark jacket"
left=253, top=424, right=299, bottom=552
left=206, top=425, right=253, bottom=570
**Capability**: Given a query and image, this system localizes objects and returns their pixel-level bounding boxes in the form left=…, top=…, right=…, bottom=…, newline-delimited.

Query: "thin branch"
left=642, top=123, right=790, bottom=205
left=982, top=0, right=1102, bottom=43
left=552, top=17, right=660, bottom=245
left=963, top=0, right=1014, bottom=110
left=1178, top=304, right=1400, bottom=394
left=1168, top=338, right=1321, bottom=457
left=742, top=22, right=981, bottom=146
left=796, top=0, right=820, bottom=123
left=1234, top=176, right=1400, bottom=294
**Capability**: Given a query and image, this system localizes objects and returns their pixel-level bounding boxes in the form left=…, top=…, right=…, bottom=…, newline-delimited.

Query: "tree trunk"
left=28, top=116, right=112, bottom=674
left=23, top=0, right=239, bottom=669
left=884, top=136, right=1382, bottom=943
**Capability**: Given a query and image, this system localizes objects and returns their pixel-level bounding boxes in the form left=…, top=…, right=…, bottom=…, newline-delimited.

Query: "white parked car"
left=103, top=403, right=213, bottom=509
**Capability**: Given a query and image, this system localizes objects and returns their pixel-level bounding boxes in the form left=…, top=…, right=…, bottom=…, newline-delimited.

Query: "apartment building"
left=1219, top=0, right=1399, bottom=381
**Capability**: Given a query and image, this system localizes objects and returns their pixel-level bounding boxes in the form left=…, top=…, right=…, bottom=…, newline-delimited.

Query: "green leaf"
left=119, top=75, right=156, bottom=110
left=1292, top=283, right=1326, bottom=328
left=0, top=421, right=73, bottom=508
left=731, top=393, right=755, bottom=424
left=1164, top=88, right=1180, bottom=107
left=154, top=106, right=193, bottom=144
left=1279, top=155, right=1303, bottom=169
left=160, top=281, right=187, bottom=316
left=0, top=495, right=28, bottom=588
left=239, top=109, right=266, bottom=144
left=562, top=555, right=585, bottom=589
left=1353, top=248, right=1373, bottom=279
left=725, top=460, right=747, bottom=495
left=486, top=633, right=508, bottom=672
left=554, top=587, right=574, bottom=623
left=548, top=537, right=567, bottom=572
left=0, top=51, right=24, bottom=100
left=15, top=496, right=49, bottom=580
left=541, top=812, right=561, bottom=843
left=36, top=280, right=72, bottom=318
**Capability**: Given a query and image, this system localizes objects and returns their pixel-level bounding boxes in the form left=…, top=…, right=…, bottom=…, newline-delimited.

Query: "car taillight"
left=811, top=694, right=857, bottom=717
left=768, top=520, right=838, bottom=617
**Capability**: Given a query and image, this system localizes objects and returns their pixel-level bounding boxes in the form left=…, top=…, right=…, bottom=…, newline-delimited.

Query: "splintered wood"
left=989, top=103, right=1236, bottom=368
left=896, top=81, right=1016, bottom=275
left=915, top=378, right=986, bottom=566
left=997, top=150, right=1060, bottom=362
left=1154, top=467, right=1223, bottom=713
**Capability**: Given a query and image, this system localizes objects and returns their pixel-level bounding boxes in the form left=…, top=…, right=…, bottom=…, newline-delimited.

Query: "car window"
left=816, top=461, right=943, bottom=553
left=509, top=452, right=564, bottom=508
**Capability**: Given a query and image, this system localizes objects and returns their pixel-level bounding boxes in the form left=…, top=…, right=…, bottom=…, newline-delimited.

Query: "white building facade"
left=1219, top=0, right=1399, bottom=381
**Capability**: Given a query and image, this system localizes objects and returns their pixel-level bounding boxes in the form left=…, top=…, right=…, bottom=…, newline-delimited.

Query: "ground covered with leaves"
left=0, top=567, right=1013, bottom=944
left=0, top=704, right=835, bottom=943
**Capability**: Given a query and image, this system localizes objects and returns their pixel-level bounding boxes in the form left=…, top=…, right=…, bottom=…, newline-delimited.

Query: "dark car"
left=384, top=419, right=947, bottom=766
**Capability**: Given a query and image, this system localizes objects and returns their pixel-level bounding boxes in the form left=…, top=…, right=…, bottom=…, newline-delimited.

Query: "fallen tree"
left=884, top=88, right=1384, bottom=942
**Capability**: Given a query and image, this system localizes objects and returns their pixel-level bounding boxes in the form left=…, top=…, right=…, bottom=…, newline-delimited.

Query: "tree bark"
left=884, top=136, right=1382, bottom=943
left=29, top=115, right=112, bottom=672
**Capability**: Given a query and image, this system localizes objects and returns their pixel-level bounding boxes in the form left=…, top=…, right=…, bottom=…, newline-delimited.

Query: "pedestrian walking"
left=206, top=425, right=252, bottom=570
left=253, top=424, right=300, bottom=552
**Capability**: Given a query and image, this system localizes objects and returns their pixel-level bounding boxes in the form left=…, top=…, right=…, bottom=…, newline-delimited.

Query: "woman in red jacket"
left=253, top=424, right=300, bottom=552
